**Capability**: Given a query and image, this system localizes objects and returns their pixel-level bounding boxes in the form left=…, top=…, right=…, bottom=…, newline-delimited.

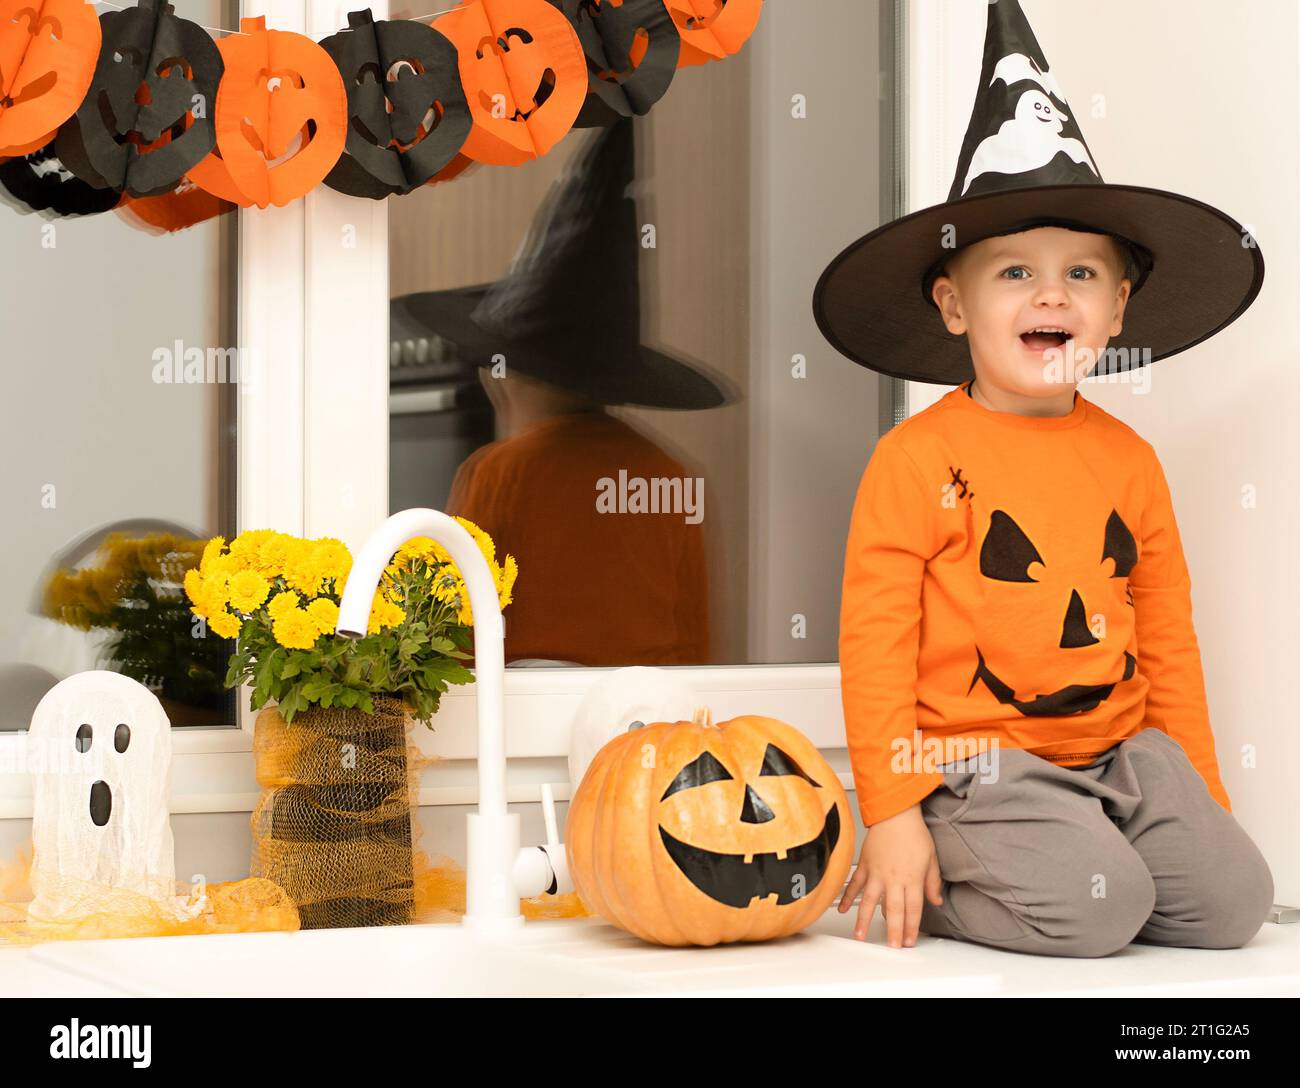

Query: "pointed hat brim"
left=812, top=181, right=1264, bottom=385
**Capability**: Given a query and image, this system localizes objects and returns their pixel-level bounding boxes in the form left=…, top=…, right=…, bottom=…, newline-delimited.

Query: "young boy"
left=811, top=1, right=1272, bottom=957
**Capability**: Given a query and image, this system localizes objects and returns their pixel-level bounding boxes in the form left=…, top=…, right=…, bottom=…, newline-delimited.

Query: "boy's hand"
left=837, top=804, right=943, bottom=948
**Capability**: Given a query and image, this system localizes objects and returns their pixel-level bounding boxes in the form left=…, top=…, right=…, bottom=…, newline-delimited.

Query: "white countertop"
left=2, top=904, right=1297, bottom=997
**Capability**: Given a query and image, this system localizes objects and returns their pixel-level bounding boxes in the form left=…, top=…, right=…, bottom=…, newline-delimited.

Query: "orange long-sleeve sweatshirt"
left=839, top=380, right=1232, bottom=828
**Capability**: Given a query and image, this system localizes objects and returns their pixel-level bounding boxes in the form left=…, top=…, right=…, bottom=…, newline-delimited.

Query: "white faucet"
left=335, top=508, right=572, bottom=934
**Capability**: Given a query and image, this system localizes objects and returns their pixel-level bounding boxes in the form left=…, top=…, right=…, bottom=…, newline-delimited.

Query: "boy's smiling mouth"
left=1020, top=325, right=1073, bottom=352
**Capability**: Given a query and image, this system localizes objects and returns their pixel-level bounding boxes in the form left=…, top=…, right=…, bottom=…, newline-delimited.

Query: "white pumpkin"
left=568, top=666, right=700, bottom=791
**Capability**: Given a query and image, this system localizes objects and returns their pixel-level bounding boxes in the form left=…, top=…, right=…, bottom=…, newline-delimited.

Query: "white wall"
left=907, top=0, right=1299, bottom=902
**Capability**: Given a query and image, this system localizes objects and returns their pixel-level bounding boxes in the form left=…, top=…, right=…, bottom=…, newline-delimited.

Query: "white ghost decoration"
left=568, top=666, right=701, bottom=791
left=990, top=51, right=1067, bottom=102
left=26, top=671, right=178, bottom=922
left=962, top=88, right=1099, bottom=195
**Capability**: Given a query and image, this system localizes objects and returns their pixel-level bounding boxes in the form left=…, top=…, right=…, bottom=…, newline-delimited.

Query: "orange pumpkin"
left=117, top=178, right=234, bottom=234
left=433, top=0, right=587, bottom=166
left=187, top=16, right=347, bottom=208
left=566, top=707, right=852, bottom=946
left=663, top=0, right=761, bottom=68
left=0, top=0, right=100, bottom=153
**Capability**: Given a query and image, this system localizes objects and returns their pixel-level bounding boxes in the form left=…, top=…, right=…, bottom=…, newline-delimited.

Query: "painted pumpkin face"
left=971, top=505, right=1139, bottom=715
left=0, top=0, right=101, bottom=154
left=566, top=709, right=853, bottom=946
left=187, top=16, right=346, bottom=208
left=57, top=0, right=222, bottom=197
left=433, top=0, right=586, bottom=166
left=320, top=8, right=470, bottom=198
left=550, top=0, right=680, bottom=127
left=663, top=0, right=762, bottom=68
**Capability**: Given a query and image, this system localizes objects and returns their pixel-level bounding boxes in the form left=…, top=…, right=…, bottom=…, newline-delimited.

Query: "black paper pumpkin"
left=0, top=138, right=121, bottom=217
left=319, top=9, right=471, bottom=199
left=55, top=0, right=223, bottom=197
left=549, top=0, right=681, bottom=128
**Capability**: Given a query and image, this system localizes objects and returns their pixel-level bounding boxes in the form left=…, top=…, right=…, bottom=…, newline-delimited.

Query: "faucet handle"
left=540, top=782, right=561, bottom=846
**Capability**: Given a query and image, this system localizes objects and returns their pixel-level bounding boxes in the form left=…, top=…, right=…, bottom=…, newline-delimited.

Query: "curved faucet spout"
left=335, top=508, right=520, bottom=929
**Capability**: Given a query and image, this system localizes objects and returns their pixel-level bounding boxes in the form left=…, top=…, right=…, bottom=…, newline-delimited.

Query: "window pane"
left=0, top=0, right=239, bottom=729
left=387, top=0, right=895, bottom=667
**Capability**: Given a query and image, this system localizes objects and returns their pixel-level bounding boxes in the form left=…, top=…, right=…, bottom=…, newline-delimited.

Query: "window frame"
left=0, top=0, right=916, bottom=821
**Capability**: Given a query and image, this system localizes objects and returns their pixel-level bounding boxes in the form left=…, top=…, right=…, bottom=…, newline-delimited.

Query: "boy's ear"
left=931, top=276, right=966, bottom=335
left=1109, top=279, right=1132, bottom=338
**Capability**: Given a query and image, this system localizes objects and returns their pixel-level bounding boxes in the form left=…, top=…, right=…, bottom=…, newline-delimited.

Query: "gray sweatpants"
left=916, top=727, right=1274, bottom=957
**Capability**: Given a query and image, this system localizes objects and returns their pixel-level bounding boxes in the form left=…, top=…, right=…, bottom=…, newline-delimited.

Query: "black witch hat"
left=395, top=117, right=730, bottom=410
left=812, top=0, right=1264, bottom=385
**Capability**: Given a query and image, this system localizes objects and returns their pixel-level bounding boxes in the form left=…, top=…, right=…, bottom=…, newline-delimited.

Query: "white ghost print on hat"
left=26, top=671, right=179, bottom=921
left=961, top=53, right=1099, bottom=195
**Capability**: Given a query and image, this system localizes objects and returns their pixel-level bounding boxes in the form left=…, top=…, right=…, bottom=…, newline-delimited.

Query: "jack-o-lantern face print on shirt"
left=969, top=502, right=1139, bottom=717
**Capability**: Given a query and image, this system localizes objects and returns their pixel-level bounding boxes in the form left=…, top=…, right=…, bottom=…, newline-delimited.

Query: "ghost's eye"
left=75, top=724, right=92, bottom=753
left=114, top=723, right=130, bottom=753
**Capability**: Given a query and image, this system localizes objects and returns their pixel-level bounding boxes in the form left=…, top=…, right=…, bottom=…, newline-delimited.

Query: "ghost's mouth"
left=89, top=780, right=112, bottom=827
left=658, top=803, right=840, bottom=908
left=971, top=646, right=1137, bottom=716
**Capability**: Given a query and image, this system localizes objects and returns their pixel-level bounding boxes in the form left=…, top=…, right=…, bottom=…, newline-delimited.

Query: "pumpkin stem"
left=692, top=706, right=713, bottom=728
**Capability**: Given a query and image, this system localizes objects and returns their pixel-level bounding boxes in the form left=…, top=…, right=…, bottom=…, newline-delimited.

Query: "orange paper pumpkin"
left=0, top=0, right=100, bottom=153
left=187, top=16, right=347, bottom=208
left=566, top=708, right=853, bottom=946
left=433, top=0, right=586, bottom=166
left=664, top=0, right=761, bottom=68
left=117, top=178, right=234, bottom=233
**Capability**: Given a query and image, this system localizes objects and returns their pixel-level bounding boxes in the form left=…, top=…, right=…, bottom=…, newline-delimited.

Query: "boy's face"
left=930, top=226, right=1131, bottom=394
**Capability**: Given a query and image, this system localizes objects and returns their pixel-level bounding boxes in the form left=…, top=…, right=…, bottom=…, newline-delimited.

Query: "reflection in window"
left=388, top=0, right=893, bottom=667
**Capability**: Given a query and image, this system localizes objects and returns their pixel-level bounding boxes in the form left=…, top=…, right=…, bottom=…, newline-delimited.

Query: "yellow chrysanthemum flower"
left=200, top=537, right=227, bottom=574
left=305, top=597, right=340, bottom=635
left=204, top=569, right=232, bottom=612
left=255, top=533, right=294, bottom=579
left=367, top=595, right=405, bottom=634
left=272, top=608, right=320, bottom=650
left=184, top=568, right=209, bottom=619
left=227, top=570, right=271, bottom=613
left=208, top=607, right=243, bottom=639
left=267, top=590, right=301, bottom=619
left=454, top=516, right=495, bottom=567
left=312, top=538, right=353, bottom=588
left=497, top=553, right=518, bottom=608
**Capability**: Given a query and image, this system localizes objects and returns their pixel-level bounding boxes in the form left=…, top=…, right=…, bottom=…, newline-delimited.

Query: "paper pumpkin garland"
left=0, top=0, right=100, bottom=155
left=55, top=0, right=223, bottom=197
left=0, top=0, right=762, bottom=222
left=319, top=9, right=471, bottom=199
left=551, top=0, right=681, bottom=128
left=0, top=134, right=120, bottom=214
left=665, top=0, right=761, bottom=68
left=433, top=0, right=587, bottom=166
left=187, top=16, right=347, bottom=208
left=116, top=176, right=232, bottom=233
